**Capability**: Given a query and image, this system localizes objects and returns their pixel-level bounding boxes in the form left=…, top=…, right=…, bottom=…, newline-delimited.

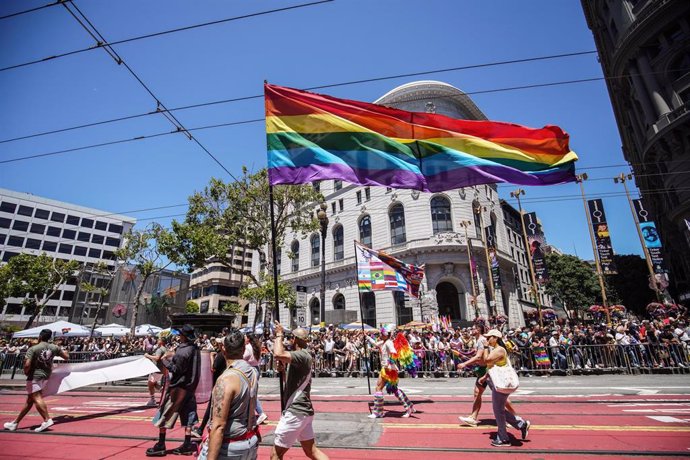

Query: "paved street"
left=1, top=375, right=689, bottom=459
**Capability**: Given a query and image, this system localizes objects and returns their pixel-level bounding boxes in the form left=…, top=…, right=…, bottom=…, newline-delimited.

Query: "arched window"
left=310, top=234, right=320, bottom=267
left=291, top=241, right=299, bottom=272
left=359, top=215, right=372, bottom=247
left=472, top=200, right=482, bottom=239
left=309, top=298, right=320, bottom=325
left=389, top=203, right=406, bottom=245
left=431, top=195, right=452, bottom=234
left=333, top=293, right=345, bottom=310
left=333, top=225, right=344, bottom=261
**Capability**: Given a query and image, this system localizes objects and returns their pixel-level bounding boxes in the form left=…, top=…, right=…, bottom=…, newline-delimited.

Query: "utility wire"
left=0, top=1, right=62, bottom=21
left=0, top=0, right=334, bottom=73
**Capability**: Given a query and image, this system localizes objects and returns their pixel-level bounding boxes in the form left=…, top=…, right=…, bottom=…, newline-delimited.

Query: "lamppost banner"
left=485, top=226, right=502, bottom=289
left=524, top=212, right=549, bottom=283
left=467, top=239, right=481, bottom=296
left=632, top=199, right=667, bottom=273
left=587, top=199, right=617, bottom=274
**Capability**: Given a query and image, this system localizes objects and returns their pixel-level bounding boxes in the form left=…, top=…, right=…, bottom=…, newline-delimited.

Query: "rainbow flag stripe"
left=265, top=84, right=578, bottom=192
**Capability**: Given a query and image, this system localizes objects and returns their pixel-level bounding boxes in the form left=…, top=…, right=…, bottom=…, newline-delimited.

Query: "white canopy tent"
left=95, top=323, right=130, bottom=337
left=135, top=324, right=163, bottom=337
left=12, top=320, right=97, bottom=338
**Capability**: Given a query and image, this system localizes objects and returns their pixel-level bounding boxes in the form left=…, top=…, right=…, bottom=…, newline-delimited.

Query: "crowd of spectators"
left=2, top=313, right=689, bottom=378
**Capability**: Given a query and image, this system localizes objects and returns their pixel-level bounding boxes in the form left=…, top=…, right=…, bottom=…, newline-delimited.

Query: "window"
left=338, top=199, right=344, bottom=212
left=108, top=223, right=123, bottom=234
left=77, top=232, right=90, bottom=242
left=62, top=290, right=75, bottom=301
left=276, top=248, right=282, bottom=275
left=91, top=234, right=104, bottom=244
left=0, top=233, right=4, bottom=245
left=331, top=202, right=336, bottom=215
left=386, top=187, right=392, bottom=193
left=58, top=243, right=73, bottom=255
left=334, top=180, right=342, bottom=191
left=313, top=181, right=320, bottom=193
left=472, top=200, right=482, bottom=238
left=88, top=248, right=101, bottom=258
left=95, top=221, right=107, bottom=231
left=17, top=205, right=33, bottom=216
left=291, top=241, right=300, bottom=272
left=51, top=212, right=65, bottom=223
left=34, top=208, right=50, bottom=219
left=74, top=246, right=87, bottom=256
left=431, top=196, right=452, bottom=234
left=333, top=225, right=344, bottom=261
left=30, top=223, right=45, bottom=234
left=356, top=191, right=362, bottom=205
left=389, top=203, right=406, bottom=245
left=12, top=220, right=29, bottom=231
left=2, top=251, right=19, bottom=262
left=81, top=218, right=94, bottom=228
left=42, top=241, right=57, bottom=252
left=7, top=236, right=24, bottom=247
left=310, top=234, right=320, bottom=267
left=333, top=293, right=345, bottom=310
left=62, top=229, right=76, bottom=239
left=0, top=217, right=10, bottom=228
left=365, top=187, right=371, bottom=201
left=394, top=291, right=413, bottom=325
left=25, top=238, right=41, bottom=250
left=65, top=215, right=79, bottom=225
left=359, top=215, right=372, bottom=247
left=0, top=202, right=17, bottom=213
left=200, top=301, right=210, bottom=314
left=5, top=303, right=23, bottom=315
left=47, top=226, right=61, bottom=237
left=102, top=250, right=114, bottom=260
left=106, top=237, right=121, bottom=247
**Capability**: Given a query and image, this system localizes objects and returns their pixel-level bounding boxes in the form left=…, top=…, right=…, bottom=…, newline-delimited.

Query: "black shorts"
left=475, top=376, right=489, bottom=389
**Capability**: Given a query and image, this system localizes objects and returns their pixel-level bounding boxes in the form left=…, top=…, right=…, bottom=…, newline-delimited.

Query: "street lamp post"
left=614, top=173, right=662, bottom=301
left=510, top=188, right=543, bottom=328
left=317, top=202, right=329, bottom=325
left=576, top=173, right=611, bottom=325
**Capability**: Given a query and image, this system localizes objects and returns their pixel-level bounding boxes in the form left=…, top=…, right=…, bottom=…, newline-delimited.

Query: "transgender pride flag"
left=355, top=242, right=425, bottom=298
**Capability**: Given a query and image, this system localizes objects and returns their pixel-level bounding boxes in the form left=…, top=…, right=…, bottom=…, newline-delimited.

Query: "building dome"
left=374, top=80, right=487, bottom=121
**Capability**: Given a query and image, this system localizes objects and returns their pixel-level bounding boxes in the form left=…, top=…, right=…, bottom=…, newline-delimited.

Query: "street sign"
left=295, top=307, right=307, bottom=327
left=296, top=285, right=307, bottom=308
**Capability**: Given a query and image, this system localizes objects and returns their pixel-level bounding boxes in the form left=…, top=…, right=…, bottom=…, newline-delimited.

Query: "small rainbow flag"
left=533, top=346, right=551, bottom=366
left=265, top=84, right=578, bottom=191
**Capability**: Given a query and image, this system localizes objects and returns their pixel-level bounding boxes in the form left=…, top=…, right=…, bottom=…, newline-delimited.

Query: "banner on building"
left=587, top=199, right=617, bottom=275
left=633, top=199, right=667, bottom=273
left=485, top=226, right=502, bottom=289
left=524, top=212, right=549, bottom=283
left=468, top=239, right=481, bottom=296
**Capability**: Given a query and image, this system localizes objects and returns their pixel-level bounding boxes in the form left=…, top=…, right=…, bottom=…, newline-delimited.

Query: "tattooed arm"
left=206, top=371, right=240, bottom=460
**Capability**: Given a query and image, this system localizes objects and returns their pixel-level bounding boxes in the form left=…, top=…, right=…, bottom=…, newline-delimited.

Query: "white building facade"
left=0, top=188, right=135, bottom=326
left=249, top=81, right=527, bottom=329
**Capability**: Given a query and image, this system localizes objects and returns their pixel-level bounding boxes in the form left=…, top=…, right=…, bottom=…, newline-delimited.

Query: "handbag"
left=487, top=357, right=519, bottom=394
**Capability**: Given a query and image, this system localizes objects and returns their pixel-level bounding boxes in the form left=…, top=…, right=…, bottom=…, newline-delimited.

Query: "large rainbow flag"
left=265, top=84, right=577, bottom=192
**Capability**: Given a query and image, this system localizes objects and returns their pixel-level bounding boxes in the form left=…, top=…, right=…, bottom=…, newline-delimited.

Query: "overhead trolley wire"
left=0, top=1, right=62, bottom=21
left=0, top=0, right=334, bottom=73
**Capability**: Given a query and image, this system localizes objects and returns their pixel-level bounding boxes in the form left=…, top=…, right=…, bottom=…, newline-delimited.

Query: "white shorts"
left=26, top=379, right=47, bottom=394
left=273, top=411, right=315, bottom=448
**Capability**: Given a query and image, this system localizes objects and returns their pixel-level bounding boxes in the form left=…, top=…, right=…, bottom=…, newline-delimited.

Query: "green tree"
left=167, top=167, right=321, bottom=321
left=544, top=252, right=600, bottom=318
left=609, top=254, right=655, bottom=316
left=79, top=262, right=118, bottom=337
left=186, top=300, right=200, bottom=313
left=116, top=223, right=177, bottom=335
left=240, top=275, right=296, bottom=329
left=0, top=253, right=80, bottom=329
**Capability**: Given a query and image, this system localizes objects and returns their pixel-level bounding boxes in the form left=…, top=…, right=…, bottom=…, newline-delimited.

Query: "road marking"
left=647, top=416, right=689, bottom=423
left=380, top=423, right=690, bottom=432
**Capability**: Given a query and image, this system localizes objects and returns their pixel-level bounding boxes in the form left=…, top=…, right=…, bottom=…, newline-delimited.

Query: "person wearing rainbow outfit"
left=367, top=324, right=418, bottom=418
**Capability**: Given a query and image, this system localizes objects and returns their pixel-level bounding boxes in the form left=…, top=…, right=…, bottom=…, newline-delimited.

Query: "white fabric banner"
left=44, top=356, right=159, bottom=395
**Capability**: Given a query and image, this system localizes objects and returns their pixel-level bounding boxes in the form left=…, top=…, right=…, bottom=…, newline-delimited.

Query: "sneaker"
left=171, top=443, right=196, bottom=456
left=145, top=443, right=167, bottom=457
left=147, top=397, right=157, bottom=407
left=3, top=421, right=18, bottom=431
left=190, top=427, right=202, bottom=439
left=256, top=413, right=268, bottom=425
left=521, top=420, right=531, bottom=440
left=34, top=419, right=54, bottom=433
left=458, top=416, right=478, bottom=427
left=402, top=407, right=414, bottom=418
left=491, top=438, right=511, bottom=447
left=367, top=413, right=382, bottom=419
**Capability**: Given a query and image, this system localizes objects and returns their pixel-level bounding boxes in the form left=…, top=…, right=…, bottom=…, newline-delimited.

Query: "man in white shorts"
left=271, top=322, right=328, bottom=460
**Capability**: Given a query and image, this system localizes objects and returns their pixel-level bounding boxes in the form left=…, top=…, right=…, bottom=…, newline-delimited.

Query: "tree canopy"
left=544, top=252, right=600, bottom=316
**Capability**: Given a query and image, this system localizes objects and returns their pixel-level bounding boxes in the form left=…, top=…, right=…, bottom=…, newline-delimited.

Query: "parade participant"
left=482, top=329, right=530, bottom=447
left=457, top=321, right=520, bottom=427
left=147, top=324, right=201, bottom=457
left=367, top=324, right=418, bottom=419
left=3, top=329, right=68, bottom=433
left=145, top=335, right=170, bottom=407
left=243, top=333, right=268, bottom=425
left=271, top=322, right=329, bottom=460
left=198, top=328, right=260, bottom=460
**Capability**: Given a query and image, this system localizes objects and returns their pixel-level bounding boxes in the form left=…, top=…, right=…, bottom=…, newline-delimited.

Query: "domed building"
left=250, top=81, right=531, bottom=328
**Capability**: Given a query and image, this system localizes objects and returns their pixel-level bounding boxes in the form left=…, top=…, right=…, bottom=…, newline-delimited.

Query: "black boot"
left=171, top=443, right=196, bottom=456
left=145, top=442, right=167, bottom=457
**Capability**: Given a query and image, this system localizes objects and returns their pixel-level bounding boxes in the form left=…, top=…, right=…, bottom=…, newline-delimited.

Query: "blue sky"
left=0, top=0, right=645, bottom=259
